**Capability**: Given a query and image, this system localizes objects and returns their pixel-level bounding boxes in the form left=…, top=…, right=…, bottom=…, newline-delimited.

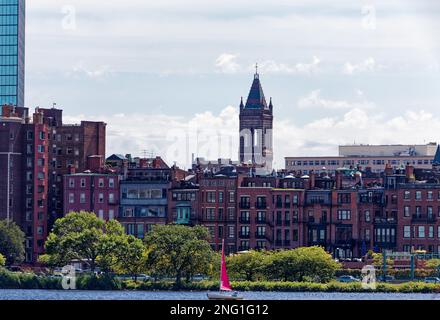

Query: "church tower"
left=239, top=67, right=273, bottom=174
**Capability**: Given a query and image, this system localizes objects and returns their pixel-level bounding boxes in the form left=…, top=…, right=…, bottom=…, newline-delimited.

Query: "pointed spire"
left=239, top=96, right=244, bottom=110
left=244, top=70, right=267, bottom=109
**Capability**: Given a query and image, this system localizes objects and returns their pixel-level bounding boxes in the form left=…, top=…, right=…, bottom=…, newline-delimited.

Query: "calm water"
left=0, top=290, right=440, bottom=300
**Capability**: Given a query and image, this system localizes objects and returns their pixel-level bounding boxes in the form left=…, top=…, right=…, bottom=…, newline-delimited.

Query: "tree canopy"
left=0, top=220, right=25, bottom=266
left=145, top=224, right=214, bottom=287
left=43, top=211, right=126, bottom=272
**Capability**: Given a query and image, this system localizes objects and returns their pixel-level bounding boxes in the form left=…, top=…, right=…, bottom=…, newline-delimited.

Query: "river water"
left=1, top=290, right=440, bottom=300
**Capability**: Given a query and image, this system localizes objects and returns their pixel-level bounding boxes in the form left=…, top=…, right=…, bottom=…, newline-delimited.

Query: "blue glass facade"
left=0, top=0, right=24, bottom=112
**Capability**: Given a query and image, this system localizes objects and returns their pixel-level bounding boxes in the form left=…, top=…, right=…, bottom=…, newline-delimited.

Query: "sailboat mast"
left=220, top=239, right=224, bottom=291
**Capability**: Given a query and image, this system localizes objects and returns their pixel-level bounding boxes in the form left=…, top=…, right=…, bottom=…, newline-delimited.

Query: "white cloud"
left=257, top=56, right=320, bottom=75
left=298, top=90, right=375, bottom=110
left=61, top=104, right=440, bottom=171
left=342, top=57, right=379, bottom=75
left=67, top=61, right=112, bottom=79
left=215, top=54, right=241, bottom=74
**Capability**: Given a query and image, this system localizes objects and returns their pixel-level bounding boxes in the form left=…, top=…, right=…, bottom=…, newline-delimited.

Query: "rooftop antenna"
left=254, top=62, right=259, bottom=79
left=141, top=149, right=154, bottom=158
left=52, top=102, right=57, bottom=109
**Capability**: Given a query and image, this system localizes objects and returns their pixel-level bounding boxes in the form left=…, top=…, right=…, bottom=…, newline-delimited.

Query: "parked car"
left=337, top=275, right=360, bottom=283
left=380, top=275, right=395, bottom=282
left=192, top=274, right=209, bottom=281
left=424, top=277, right=440, bottom=283
left=115, top=274, right=151, bottom=281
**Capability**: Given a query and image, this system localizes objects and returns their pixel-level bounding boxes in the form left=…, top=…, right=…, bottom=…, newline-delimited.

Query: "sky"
left=25, top=0, right=440, bottom=169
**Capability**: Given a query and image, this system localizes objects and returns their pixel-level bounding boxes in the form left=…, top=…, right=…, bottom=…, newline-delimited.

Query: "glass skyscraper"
left=0, top=0, right=25, bottom=112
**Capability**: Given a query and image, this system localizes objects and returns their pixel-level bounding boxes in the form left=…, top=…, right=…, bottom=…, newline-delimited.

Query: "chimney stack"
left=384, top=163, right=393, bottom=176
left=336, top=170, right=342, bottom=189
left=405, top=164, right=415, bottom=182
left=310, top=171, right=316, bottom=189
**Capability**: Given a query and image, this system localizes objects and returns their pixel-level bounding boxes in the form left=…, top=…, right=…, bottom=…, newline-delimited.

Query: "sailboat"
left=207, top=240, right=244, bottom=300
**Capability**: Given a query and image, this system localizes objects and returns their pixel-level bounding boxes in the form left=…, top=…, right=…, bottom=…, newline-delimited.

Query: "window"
left=109, top=210, right=114, bottom=220
left=80, top=193, right=86, bottom=204
left=404, top=226, right=411, bottom=238
left=428, top=191, right=433, bottom=200
left=98, top=210, right=104, bottom=220
left=418, top=226, right=425, bottom=238
left=365, top=210, right=370, bottom=222
left=365, top=229, right=371, bottom=241
left=69, top=193, right=74, bottom=204
left=206, top=208, right=215, bottom=220
left=98, top=193, right=104, bottom=203
left=404, top=206, right=410, bottom=217
left=69, top=179, right=75, bottom=188
left=123, top=208, right=134, bottom=217
left=37, top=226, right=44, bottom=235
left=109, top=193, right=115, bottom=204
left=227, top=208, right=235, bottom=220
left=338, top=210, right=351, bottom=220
left=218, top=192, right=224, bottom=203
left=207, top=192, right=216, bottom=203
left=109, top=178, right=115, bottom=188
left=293, top=230, right=298, bottom=241
left=229, top=191, right=235, bottom=203
left=80, top=179, right=86, bottom=187
left=404, top=191, right=410, bottom=200
left=292, top=195, right=298, bottom=204
left=416, top=191, right=422, bottom=200
left=98, top=179, right=104, bottom=187
left=228, top=226, right=235, bottom=239
left=429, top=226, right=434, bottom=238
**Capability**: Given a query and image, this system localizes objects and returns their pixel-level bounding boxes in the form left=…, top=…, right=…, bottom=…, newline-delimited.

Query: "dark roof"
left=434, top=145, right=440, bottom=165
left=107, top=154, right=126, bottom=161
left=245, top=73, right=268, bottom=109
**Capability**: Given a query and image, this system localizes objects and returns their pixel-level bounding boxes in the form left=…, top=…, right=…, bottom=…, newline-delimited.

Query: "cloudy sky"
left=26, top=0, right=440, bottom=169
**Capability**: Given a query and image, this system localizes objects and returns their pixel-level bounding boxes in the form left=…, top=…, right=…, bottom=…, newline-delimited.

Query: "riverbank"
left=2, top=269, right=440, bottom=293
left=1, top=289, right=440, bottom=300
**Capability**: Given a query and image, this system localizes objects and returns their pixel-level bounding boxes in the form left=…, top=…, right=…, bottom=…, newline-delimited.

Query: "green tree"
left=372, top=252, right=394, bottom=268
left=43, top=211, right=125, bottom=272
left=0, top=220, right=25, bottom=265
left=145, top=224, right=214, bottom=287
left=265, top=247, right=340, bottom=282
left=227, top=250, right=268, bottom=281
left=114, top=235, right=148, bottom=281
left=0, top=253, right=5, bottom=267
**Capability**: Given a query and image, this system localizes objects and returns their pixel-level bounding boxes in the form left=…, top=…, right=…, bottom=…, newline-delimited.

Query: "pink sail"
left=220, top=240, right=232, bottom=291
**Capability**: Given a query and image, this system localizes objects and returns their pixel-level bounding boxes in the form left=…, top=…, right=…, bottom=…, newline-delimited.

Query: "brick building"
left=63, top=172, right=121, bottom=221
left=37, top=107, right=106, bottom=227
left=0, top=105, right=48, bottom=262
left=118, top=156, right=172, bottom=238
left=285, top=143, right=438, bottom=174
left=0, top=104, right=106, bottom=263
